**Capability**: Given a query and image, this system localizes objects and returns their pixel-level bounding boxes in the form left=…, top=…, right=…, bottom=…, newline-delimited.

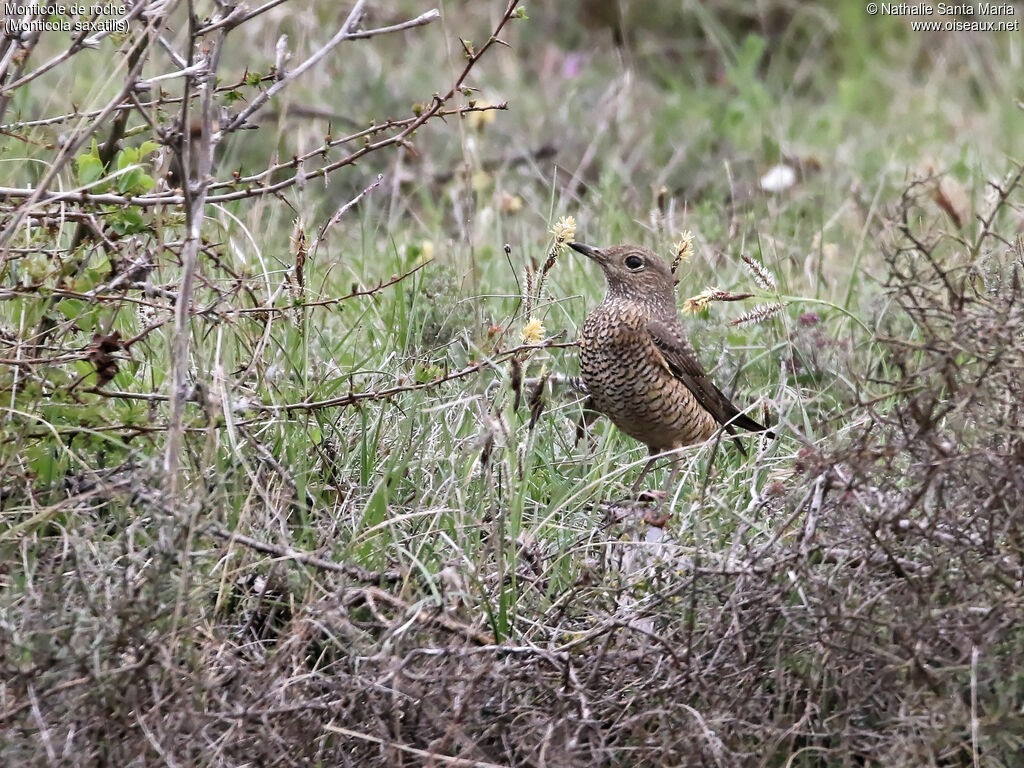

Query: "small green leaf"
left=137, top=140, right=161, bottom=158
left=116, top=147, right=140, bottom=170
left=71, top=272, right=98, bottom=293
left=57, top=298, right=85, bottom=321
left=86, top=252, right=110, bottom=273
left=117, top=170, right=138, bottom=194
left=77, top=155, right=103, bottom=185
left=58, top=302, right=96, bottom=332
left=108, top=207, right=148, bottom=235
left=26, top=443, right=63, bottom=488
left=414, top=363, right=443, bottom=383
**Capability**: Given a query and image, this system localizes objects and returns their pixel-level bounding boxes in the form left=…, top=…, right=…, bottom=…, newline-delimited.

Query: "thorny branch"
left=0, top=0, right=523, bottom=487
left=259, top=339, right=577, bottom=413
left=0, top=104, right=506, bottom=205
left=0, top=1, right=170, bottom=247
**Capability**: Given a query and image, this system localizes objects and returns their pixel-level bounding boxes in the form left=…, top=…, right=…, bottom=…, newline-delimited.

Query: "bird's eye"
left=624, top=255, right=644, bottom=271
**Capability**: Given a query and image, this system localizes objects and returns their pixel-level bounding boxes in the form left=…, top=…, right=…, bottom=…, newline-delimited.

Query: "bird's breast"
left=578, top=300, right=717, bottom=451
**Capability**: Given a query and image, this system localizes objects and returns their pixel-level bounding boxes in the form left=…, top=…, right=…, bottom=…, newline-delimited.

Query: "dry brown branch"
left=0, top=73, right=278, bottom=132
left=0, top=4, right=169, bottom=246
left=163, top=7, right=229, bottom=494
left=323, top=725, right=510, bottom=767
left=207, top=524, right=402, bottom=584
left=0, top=104, right=507, bottom=208
left=194, top=0, right=292, bottom=35
left=216, top=1, right=375, bottom=135
left=260, top=338, right=576, bottom=413
left=0, top=258, right=430, bottom=319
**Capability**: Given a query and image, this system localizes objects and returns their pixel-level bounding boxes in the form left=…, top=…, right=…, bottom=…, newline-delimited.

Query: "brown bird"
left=570, top=241, right=772, bottom=499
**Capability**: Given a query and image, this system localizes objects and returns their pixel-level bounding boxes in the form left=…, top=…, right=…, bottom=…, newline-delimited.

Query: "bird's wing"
left=646, top=317, right=772, bottom=435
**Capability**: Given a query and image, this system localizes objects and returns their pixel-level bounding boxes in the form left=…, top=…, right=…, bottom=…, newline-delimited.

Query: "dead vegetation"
left=2, top=169, right=1022, bottom=766
left=3, top=1, right=1024, bottom=765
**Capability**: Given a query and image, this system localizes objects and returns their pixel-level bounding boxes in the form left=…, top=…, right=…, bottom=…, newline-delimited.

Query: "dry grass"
left=2, top=1, right=1024, bottom=765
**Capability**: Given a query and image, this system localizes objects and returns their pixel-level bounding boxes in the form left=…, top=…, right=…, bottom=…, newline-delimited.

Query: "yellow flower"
left=521, top=317, right=546, bottom=344
left=549, top=215, right=576, bottom=249
left=467, top=103, right=498, bottom=131
left=683, top=287, right=722, bottom=313
left=471, top=170, right=491, bottom=191
left=500, top=193, right=523, bottom=213
left=413, top=240, right=435, bottom=265
left=673, top=231, right=694, bottom=263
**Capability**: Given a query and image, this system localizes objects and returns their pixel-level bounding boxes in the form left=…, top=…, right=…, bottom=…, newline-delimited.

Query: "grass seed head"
left=671, top=230, right=694, bottom=274
left=730, top=301, right=786, bottom=326
left=741, top=254, right=778, bottom=291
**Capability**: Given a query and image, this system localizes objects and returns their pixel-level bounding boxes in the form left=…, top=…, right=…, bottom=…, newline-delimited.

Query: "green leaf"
left=414, top=363, right=443, bottom=383
left=70, top=272, right=98, bottom=293
left=86, top=251, right=110, bottom=273
left=117, top=170, right=138, bottom=194
left=57, top=301, right=96, bottom=332
left=77, top=155, right=103, bottom=185
left=108, top=207, right=148, bottom=235
left=26, top=443, right=63, bottom=488
left=734, top=34, right=766, bottom=76
left=72, top=359, right=95, bottom=381
left=117, top=168, right=155, bottom=195
left=76, top=140, right=104, bottom=186
left=355, top=488, right=389, bottom=565
left=115, top=147, right=139, bottom=170
left=57, top=298, right=85, bottom=321
left=137, top=140, right=161, bottom=159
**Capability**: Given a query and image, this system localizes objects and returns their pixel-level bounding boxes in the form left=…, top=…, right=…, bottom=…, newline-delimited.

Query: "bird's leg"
left=630, top=454, right=660, bottom=494
left=643, top=455, right=683, bottom=527
left=632, top=447, right=679, bottom=504
left=601, top=454, right=661, bottom=514
left=661, top=459, right=682, bottom=500
left=574, top=395, right=601, bottom=447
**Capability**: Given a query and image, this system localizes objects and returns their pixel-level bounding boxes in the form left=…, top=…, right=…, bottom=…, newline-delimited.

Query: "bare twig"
left=315, top=172, right=385, bottom=246
left=0, top=3, right=169, bottom=246
left=260, top=339, right=576, bottom=413
left=163, top=10, right=227, bottom=494
left=0, top=105, right=507, bottom=208
left=323, top=725, right=509, bottom=767
left=208, top=524, right=402, bottom=583
left=218, top=1, right=373, bottom=135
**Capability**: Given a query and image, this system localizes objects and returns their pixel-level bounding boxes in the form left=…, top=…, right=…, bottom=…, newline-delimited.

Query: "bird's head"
left=569, top=242, right=676, bottom=312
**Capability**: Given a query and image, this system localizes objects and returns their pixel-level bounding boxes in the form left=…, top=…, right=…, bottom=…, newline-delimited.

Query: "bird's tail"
left=729, top=411, right=776, bottom=439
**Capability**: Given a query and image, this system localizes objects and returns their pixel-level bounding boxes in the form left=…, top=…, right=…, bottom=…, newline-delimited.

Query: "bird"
left=569, top=241, right=773, bottom=503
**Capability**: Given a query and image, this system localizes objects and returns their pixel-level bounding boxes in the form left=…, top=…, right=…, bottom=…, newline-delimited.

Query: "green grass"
left=2, top=1, right=1023, bottom=764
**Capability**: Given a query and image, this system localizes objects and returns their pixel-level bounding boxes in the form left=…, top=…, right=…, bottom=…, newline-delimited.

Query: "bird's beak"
left=568, top=241, right=606, bottom=264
